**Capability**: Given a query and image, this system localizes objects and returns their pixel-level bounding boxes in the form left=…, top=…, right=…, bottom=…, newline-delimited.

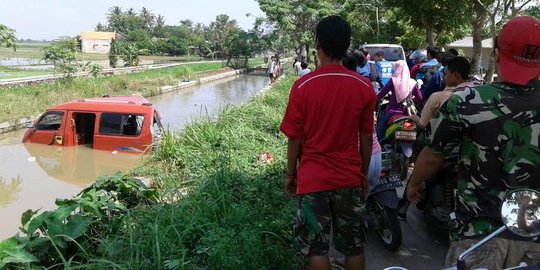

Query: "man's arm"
left=419, top=95, right=438, bottom=128
left=517, top=196, right=533, bottom=232
left=359, top=133, right=373, bottom=178
left=406, top=146, right=445, bottom=202
left=377, top=80, right=392, bottom=101
left=285, top=138, right=302, bottom=197
left=369, top=62, right=378, bottom=82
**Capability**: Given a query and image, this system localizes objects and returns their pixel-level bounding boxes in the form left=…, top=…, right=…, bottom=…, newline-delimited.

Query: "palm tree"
left=140, top=7, right=155, bottom=31
left=154, top=14, right=166, bottom=37
left=107, top=6, right=125, bottom=34
left=0, top=24, right=17, bottom=51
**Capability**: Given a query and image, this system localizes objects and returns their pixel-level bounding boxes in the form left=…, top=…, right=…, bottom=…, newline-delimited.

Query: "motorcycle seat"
left=387, top=115, right=410, bottom=125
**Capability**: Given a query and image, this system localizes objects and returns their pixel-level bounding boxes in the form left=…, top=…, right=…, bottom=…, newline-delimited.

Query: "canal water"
left=0, top=73, right=269, bottom=240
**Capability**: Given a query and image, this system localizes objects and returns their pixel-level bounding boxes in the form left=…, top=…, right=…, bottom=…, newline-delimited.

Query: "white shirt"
left=298, top=68, right=311, bottom=77
left=294, top=62, right=302, bottom=75
left=268, top=61, right=276, bottom=74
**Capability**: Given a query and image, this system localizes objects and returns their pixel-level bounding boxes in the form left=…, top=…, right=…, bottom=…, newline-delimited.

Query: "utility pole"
left=376, top=6, right=380, bottom=38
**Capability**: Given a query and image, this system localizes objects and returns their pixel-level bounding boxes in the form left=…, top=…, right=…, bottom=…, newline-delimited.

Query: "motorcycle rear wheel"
left=376, top=206, right=403, bottom=251
left=399, top=154, right=410, bottom=181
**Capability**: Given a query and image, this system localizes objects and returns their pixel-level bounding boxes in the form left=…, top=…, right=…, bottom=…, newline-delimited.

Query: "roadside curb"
left=0, top=68, right=248, bottom=135
left=0, top=60, right=223, bottom=88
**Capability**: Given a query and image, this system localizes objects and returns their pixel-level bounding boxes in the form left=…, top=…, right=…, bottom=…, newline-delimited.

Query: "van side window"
left=35, top=112, right=64, bottom=131
left=99, top=113, right=144, bottom=136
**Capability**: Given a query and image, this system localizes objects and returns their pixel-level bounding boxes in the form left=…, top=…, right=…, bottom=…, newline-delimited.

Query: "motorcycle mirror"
left=501, top=189, right=540, bottom=238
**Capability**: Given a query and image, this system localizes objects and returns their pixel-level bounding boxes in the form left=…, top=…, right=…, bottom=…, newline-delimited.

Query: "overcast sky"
left=0, top=0, right=265, bottom=40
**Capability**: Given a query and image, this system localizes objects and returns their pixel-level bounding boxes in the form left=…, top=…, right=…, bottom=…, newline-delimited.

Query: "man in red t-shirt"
left=280, top=15, right=376, bottom=270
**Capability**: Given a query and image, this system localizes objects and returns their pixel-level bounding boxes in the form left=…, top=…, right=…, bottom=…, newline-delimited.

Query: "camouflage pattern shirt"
left=426, top=82, right=540, bottom=240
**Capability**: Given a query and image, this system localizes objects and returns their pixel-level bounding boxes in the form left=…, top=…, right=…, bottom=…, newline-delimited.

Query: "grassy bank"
left=104, top=76, right=299, bottom=269
left=0, top=76, right=300, bottom=269
left=0, top=60, right=264, bottom=123
left=0, top=66, right=51, bottom=79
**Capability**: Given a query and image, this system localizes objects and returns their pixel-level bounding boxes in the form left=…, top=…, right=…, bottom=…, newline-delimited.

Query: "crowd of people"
left=280, top=14, right=540, bottom=270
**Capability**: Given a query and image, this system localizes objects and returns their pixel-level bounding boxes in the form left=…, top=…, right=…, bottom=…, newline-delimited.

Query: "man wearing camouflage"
left=406, top=16, right=540, bottom=269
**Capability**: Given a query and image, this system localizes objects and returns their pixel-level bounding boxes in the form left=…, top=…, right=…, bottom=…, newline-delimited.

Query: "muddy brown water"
left=0, top=74, right=269, bottom=240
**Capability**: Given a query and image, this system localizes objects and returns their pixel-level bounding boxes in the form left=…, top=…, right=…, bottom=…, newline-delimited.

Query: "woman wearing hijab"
left=376, top=60, right=423, bottom=140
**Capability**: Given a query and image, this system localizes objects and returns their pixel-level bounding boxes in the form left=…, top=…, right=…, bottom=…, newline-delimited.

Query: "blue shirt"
left=376, top=60, right=394, bottom=87
left=356, top=62, right=371, bottom=78
left=422, top=69, right=446, bottom=100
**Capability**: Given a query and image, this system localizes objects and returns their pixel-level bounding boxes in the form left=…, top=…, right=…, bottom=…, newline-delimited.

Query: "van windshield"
left=365, top=47, right=404, bottom=62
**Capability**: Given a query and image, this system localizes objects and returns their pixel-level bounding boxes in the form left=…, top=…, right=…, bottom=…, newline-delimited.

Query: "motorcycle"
left=364, top=146, right=403, bottom=251
left=384, top=188, right=540, bottom=270
left=416, top=160, right=457, bottom=240
left=377, top=96, right=420, bottom=181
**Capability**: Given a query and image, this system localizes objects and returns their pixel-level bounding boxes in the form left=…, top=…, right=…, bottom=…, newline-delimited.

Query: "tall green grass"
left=86, top=76, right=300, bottom=269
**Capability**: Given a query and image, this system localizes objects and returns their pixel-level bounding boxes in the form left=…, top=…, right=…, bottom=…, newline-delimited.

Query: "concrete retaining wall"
left=0, top=69, right=247, bottom=135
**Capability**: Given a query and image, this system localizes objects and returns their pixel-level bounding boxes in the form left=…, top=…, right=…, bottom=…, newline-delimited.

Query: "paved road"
left=331, top=185, right=449, bottom=270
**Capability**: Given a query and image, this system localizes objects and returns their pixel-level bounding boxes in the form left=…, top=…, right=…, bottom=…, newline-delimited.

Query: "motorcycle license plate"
left=377, top=173, right=403, bottom=190
left=395, top=131, right=417, bottom=141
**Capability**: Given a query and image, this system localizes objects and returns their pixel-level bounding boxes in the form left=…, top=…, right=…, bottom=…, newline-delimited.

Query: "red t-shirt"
left=280, top=64, right=376, bottom=195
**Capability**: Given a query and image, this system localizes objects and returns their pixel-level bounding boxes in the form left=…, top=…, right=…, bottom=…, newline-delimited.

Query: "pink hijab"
left=392, top=60, right=417, bottom=103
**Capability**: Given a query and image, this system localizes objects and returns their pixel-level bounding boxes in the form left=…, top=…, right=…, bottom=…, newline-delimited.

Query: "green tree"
left=95, top=22, right=108, bottom=32
left=209, top=14, right=239, bottom=59
left=0, top=24, right=17, bottom=51
left=108, top=38, right=120, bottom=68
left=384, top=0, right=470, bottom=47
left=42, top=37, right=79, bottom=77
left=121, top=43, right=141, bottom=67
left=153, top=15, right=166, bottom=37
left=524, top=5, right=540, bottom=19
left=125, top=28, right=153, bottom=53
left=340, top=0, right=384, bottom=46
left=139, top=7, right=155, bottom=31
left=257, top=0, right=338, bottom=62
left=106, top=6, right=126, bottom=34
left=471, top=0, right=534, bottom=81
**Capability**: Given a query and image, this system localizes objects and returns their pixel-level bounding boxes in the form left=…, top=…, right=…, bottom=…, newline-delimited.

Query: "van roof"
left=362, top=44, right=404, bottom=48
left=49, top=95, right=155, bottom=114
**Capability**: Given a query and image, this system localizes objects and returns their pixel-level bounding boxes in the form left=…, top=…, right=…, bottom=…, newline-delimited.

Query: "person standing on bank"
left=280, top=15, right=375, bottom=270
left=267, top=56, right=276, bottom=85
left=406, top=16, right=540, bottom=269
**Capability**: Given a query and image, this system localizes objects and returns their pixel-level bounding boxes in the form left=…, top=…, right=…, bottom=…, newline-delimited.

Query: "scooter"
left=364, top=146, right=403, bottom=251
left=384, top=188, right=540, bottom=270
left=379, top=97, right=420, bottom=181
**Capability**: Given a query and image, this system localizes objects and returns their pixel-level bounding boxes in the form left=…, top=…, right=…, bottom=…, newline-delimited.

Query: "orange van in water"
left=22, top=95, right=163, bottom=153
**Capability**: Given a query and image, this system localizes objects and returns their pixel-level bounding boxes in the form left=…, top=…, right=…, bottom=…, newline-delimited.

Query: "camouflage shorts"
left=294, top=187, right=367, bottom=257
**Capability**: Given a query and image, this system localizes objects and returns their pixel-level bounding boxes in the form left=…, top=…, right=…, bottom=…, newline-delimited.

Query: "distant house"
left=447, top=36, right=493, bottom=69
left=80, top=31, right=117, bottom=54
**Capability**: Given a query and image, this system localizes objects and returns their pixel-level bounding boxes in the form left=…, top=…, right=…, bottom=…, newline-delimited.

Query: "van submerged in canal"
left=22, top=95, right=163, bottom=153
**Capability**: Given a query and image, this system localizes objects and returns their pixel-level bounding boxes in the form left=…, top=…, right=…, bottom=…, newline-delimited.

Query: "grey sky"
left=0, top=0, right=264, bottom=40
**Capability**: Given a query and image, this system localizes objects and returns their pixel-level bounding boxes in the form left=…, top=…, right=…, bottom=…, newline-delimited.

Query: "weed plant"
left=89, top=76, right=300, bottom=269
left=0, top=76, right=299, bottom=269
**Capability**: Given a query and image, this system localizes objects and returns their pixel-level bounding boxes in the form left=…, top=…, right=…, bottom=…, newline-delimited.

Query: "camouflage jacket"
left=425, top=82, right=540, bottom=240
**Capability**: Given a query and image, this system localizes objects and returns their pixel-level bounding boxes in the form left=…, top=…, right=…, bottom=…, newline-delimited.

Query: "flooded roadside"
left=0, top=73, right=269, bottom=240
